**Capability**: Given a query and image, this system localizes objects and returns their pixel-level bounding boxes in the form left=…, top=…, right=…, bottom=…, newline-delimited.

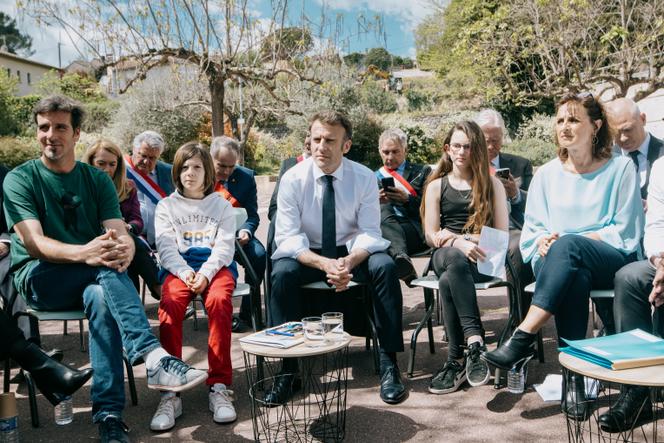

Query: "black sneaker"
left=99, top=415, right=130, bottom=443
left=466, top=342, right=490, bottom=387
left=429, top=360, right=466, bottom=394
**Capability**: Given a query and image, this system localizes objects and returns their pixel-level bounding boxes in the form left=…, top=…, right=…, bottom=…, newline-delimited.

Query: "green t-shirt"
left=3, top=159, right=122, bottom=296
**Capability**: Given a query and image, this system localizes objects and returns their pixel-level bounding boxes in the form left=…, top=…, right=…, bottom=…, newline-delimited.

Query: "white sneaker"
left=147, top=356, right=208, bottom=392
left=209, top=383, right=237, bottom=424
left=150, top=392, right=182, bottom=432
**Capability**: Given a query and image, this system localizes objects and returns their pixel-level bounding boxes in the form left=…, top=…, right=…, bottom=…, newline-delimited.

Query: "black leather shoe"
left=380, top=365, right=407, bottom=404
left=394, top=254, right=417, bottom=286
left=599, top=386, right=652, bottom=432
left=561, top=373, right=591, bottom=421
left=481, top=329, right=536, bottom=370
left=263, top=373, right=301, bottom=407
left=17, top=342, right=94, bottom=406
left=99, top=415, right=130, bottom=443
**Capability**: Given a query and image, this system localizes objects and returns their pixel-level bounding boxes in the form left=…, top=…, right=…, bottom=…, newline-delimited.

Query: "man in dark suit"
left=477, top=109, right=534, bottom=311
left=374, top=129, right=431, bottom=284
left=607, top=98, right=663, bottom=203
left=602, top=98, right=664, bottom=337
left=211, top=136, right=266, bottom=330
left=128, top=130, right=175, bottom=248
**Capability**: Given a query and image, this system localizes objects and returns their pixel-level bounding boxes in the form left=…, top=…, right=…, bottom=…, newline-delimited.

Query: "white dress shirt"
left=645, top=156, right=664, bottom=263
left=620, top=133, right=651, bottom=189
left=272, top=157, right=390, bottom=260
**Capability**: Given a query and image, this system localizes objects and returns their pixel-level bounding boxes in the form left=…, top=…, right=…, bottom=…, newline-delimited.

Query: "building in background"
left=0, top=50, right=62, bottom=95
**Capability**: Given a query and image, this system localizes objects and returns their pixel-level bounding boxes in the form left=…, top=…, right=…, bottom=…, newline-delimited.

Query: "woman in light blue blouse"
left=482, top=92, right=644, bottom=420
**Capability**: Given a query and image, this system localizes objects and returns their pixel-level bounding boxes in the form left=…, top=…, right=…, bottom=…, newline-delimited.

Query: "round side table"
left=559, top=353, right=664, bottom=442
left=241, top=335, right=351, bottom=442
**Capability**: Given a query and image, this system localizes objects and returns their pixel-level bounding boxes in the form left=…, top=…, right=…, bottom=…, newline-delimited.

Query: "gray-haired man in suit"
left=476, top=109, right=534, bottom=311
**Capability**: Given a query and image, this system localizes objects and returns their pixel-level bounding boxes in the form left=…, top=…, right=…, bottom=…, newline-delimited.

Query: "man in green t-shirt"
left=2, top=95, right=208, bottom=443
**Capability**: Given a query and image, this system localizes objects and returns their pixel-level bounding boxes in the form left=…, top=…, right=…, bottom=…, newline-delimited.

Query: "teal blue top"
left=520, top=155, right=644, bottom=268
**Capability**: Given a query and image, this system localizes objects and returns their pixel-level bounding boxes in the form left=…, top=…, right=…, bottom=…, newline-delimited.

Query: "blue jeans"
left=531, top=235, right=635, bottom=345
left=25, top=262, right=161, bottom=422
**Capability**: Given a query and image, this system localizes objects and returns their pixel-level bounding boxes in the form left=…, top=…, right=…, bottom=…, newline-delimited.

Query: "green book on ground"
left=560, top=329, right=664, bottom=370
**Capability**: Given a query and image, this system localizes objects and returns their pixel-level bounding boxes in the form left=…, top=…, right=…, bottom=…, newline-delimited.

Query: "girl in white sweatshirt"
left=151, top=142, right=237, bottom=431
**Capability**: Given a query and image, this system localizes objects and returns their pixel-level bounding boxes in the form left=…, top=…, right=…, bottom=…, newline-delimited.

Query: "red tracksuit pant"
left=158, top=268, right=235, bottom=386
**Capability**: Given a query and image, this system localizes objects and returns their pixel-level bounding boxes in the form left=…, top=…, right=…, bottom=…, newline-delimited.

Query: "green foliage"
left=405, top=89, right=431, bottom=112
left=0, top=69, right=19, bottom=136
left=0, top=12, right=33, bottom=56
left=392, top=56, right=414, bottom=69
left=364, top=47, right=392, bottom=71
left=35, top=72, right=107, bottom=103
left=11, top=94, right=40, bottom=129
left=0, top=136, right=40, bottom=168
left=515, top=113, right=554, bottom=143
left=401, top=126, right=439, bottom=165
left=343, top=52, right=365, bottom=68
left=82, top=101, right=120, bottom=133
left=503, top=138, right=557, bottom=167
left=345, top=113, right=384, bottom=169
left=135, top=109, right=202, bottom=164
left=360, top=80, right=397, bottom=114
left=260, top=27, right=313, bottom=61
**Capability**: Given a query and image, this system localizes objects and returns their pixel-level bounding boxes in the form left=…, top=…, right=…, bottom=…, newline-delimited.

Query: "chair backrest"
left=233, top=207, right=248, bottom=231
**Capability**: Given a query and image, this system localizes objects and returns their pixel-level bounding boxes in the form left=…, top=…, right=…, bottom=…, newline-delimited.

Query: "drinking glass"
left=322, top=312, right=344, bottom=342
left=302, top=316, right=325, bottom=347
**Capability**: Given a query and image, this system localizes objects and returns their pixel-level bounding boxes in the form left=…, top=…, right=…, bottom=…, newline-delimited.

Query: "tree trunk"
left=210, top=78, right=225, bottom=137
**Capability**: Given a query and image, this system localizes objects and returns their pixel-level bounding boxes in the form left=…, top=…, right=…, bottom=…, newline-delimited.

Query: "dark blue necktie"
left=629, top=151, right=640, bottom=172
left=321, top=175, right=337, bottom=258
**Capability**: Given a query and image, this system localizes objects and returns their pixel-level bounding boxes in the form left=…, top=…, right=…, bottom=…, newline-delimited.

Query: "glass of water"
left=322, top=312, right=344, bottom=342
left=302, top=316, right=325, bottom=347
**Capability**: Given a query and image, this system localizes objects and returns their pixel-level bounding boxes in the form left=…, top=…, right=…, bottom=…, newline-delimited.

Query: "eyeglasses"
left=61, top=191, right=81, bottom=231
left=449, top=143, right=472, bottom=152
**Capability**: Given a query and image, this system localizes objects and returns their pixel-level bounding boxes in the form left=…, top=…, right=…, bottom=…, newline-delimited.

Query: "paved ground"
left=13, top=179, right=573, bottom=442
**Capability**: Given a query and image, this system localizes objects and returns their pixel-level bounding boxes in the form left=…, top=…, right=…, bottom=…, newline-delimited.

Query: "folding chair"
left=407, top=255, right=534, bottom=387
left=9, top=303, right=138, bottom=427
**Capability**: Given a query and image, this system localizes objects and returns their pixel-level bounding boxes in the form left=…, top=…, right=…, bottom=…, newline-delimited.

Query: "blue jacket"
left=226, top=165, right=259, bottom=236
left=154, top=160, right=175, bottom=195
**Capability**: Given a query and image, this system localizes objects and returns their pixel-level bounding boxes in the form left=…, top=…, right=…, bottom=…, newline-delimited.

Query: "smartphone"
left=381, top=177, right=395, bottom=189
left=495, top=168, right=510, bottom=179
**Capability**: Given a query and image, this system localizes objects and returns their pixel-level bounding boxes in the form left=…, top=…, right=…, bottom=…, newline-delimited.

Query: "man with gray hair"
left=476, top=109, right=533, bottom=310
left=211, top=136, right=266, bottom=330
left=126, top=130, right=175, bottom=247
left=606, top=97, right=663, bottom=202
left=375, top=128, right=431, bottom=284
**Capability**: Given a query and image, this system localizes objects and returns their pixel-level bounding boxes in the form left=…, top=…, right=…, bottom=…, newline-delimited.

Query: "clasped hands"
left=182, top=270, right=209, bottom=294
left=322, top=257, right=353, bottom=292
left=84, top=229, right=134, bottom=272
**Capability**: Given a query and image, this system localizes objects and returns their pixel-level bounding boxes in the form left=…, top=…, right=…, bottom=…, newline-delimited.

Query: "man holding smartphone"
left=476, top=109, right=534, bottom=311
left=375, top=128, right=432, bottom=285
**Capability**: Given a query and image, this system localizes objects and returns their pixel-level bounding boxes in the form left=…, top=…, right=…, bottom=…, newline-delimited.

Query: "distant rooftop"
left=0, top=50, right=62, bottom=71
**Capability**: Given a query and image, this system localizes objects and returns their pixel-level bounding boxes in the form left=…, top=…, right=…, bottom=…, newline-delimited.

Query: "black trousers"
left=0, top=308, right=29, bottom=361
left=380, top=207, right=427, bottom=258
left=127, top=233, right=160, bottom=292
left=270, top=250, right=404, bottom=353
left=432, top=247, right=493, bottom=360
left=507, top=229, right=534, bottom=315
left=531, top=235, right=634, bottom=345
left=613, top=260, right=662, bottom=335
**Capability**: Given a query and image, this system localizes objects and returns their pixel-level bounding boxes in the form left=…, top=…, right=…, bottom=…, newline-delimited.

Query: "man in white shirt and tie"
left=607, top=97, right=663, bottom=203
left=269, top=110, right=406, bottom=406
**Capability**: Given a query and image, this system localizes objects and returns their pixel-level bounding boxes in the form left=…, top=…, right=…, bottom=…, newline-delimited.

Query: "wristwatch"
left=463, top=233, right=471, bottom=241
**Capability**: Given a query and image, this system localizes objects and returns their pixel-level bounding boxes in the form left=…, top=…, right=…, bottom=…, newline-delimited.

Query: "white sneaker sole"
left=148, top=372, right=209, bottom=392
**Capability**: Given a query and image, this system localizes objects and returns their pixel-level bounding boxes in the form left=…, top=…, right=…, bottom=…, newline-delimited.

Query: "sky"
left=0, top=0, right=438, bottom=68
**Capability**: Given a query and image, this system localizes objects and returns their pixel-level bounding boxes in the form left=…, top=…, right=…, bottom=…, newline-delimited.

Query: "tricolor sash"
left=296, top=154, right=305, bottom=162
left=214, top=182, right=241, bottom=208
left=378, top=166, right=417, bottom=196
left=124, top=155, right=167, bottom=205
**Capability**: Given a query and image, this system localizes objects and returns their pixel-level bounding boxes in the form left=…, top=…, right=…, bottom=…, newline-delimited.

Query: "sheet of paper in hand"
left=477, top=226, right=509, bottom=279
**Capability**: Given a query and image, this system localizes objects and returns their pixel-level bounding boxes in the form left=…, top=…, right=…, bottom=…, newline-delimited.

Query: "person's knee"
left=547, top=234, right=582, bottom=258
left=614, top=263, right=645, bottom=302
left=368, top=252, right=395, bottom=275
left=433, top=247, right=468, bottom=272
left=271, top=259, right=301, bottom=289
left=82, top=284, right=111, bottom=319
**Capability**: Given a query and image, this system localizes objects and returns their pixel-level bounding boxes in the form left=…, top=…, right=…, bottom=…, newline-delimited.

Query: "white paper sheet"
left=477, top=226, right=509, bottom=279
left=534, top=374, right=599, bottom=402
